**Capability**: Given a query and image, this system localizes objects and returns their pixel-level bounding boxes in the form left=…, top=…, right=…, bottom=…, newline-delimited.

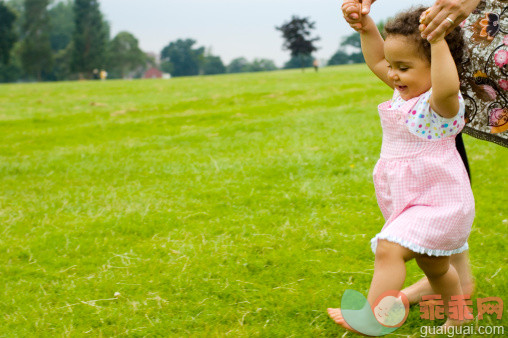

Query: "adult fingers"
left=419, top=20, right=460, bottom=38
left=341, top=0, right=358, bottom=12
left=342, top=2, right=361, bottom=22
left=419, top=0, right=477, bottom=40
left=419, top=5, right=443, bottom=36
left=441, top=14, right=465, bottom=37
left=361, top=0, right=376, bottom=15
left=424, top=11, right=459, bottom=41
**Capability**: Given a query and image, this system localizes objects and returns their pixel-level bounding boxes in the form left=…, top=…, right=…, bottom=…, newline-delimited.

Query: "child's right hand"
left=341, top=0, right=367, bottom=32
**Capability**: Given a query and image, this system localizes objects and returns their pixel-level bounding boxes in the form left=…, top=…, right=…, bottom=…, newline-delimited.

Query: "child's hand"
left=341, top=0, right=364, bottom=32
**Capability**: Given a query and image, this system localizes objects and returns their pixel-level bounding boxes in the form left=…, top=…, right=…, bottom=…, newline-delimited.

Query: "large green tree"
left=42, top=0, right=74, bottom=81
left=5, top=0, right=23, bottom=36
left=71, top=0, right=108, bottom=78
left=20, top=0, right=53, bottom=80
left=276, top=16, right=319, bottom=70
left=160, top=39, right=204, bottom=77
left=107, top=31, right=145, bottom=79
left=51, top=43, right=73, bottom=80
left=49, top=0, right=73, bottom=52
left=0, top=1, right=17, bottom=64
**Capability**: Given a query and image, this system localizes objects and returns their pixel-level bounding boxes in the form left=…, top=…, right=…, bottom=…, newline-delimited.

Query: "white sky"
left=100, top=0, right=434, bottom=67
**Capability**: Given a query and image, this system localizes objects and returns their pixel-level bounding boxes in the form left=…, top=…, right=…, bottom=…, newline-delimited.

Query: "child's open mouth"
left=396, top=85, right=408, bottom=91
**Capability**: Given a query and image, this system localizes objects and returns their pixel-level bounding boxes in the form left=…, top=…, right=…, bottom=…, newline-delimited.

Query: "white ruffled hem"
left=371, top=234, right=469, bottom=257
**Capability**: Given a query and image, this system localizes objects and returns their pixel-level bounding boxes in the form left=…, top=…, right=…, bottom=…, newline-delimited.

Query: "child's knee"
left=375, top=240, right=412, bottom=262
left=416, top=255, right=451, bottom=277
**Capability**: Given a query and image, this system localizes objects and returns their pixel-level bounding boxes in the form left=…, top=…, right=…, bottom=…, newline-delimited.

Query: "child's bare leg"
left=403, top=250, right=474, bottom=304
left=367, top=240, right=415, bottom=303
left=415, top=254, right=468, bottom=326
left=451, top=250, right=474, bottom=295
left=328, top=240, right=414, bottom=331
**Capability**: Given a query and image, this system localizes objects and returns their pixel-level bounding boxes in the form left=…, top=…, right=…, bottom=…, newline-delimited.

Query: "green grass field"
left=1, top=65, right=506, bottom=336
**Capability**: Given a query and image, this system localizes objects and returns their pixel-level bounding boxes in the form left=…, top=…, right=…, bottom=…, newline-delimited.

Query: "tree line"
left=160, top=16, right=368, bottom=76
left=0, top=1, right=368, bottom=83
left=0, top=0, right=150, bottom=82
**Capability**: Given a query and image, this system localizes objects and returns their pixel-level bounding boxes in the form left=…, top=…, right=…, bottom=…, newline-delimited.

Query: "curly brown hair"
left=383, top=6, right=465, bottom=75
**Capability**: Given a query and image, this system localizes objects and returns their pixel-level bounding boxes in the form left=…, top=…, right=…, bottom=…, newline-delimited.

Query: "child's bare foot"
left=402, top=277, right=432, bottom=305
left=402, top=277, right=475, bottom=305
left=442, top=302, right=474, bottom=329
left=327, top=308, right=366, bottom=335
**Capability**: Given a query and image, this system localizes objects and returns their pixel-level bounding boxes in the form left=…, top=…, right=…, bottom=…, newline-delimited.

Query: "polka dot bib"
left=390, top=89, right=466, bottom=141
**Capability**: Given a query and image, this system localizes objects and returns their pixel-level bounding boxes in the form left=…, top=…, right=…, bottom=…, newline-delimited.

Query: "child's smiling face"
left=384, top=35, right=432, bottom=101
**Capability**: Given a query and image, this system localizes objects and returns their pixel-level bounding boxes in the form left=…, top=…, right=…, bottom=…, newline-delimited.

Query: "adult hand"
left=342, top=0, right=363, bottom=31
left=419, top=0, right=481, bottom=42
left=342, top=0, right=376, bottom=32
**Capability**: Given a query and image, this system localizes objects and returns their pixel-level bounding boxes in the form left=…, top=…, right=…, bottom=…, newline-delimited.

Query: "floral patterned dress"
left=460, top=0, right=508, bottom=146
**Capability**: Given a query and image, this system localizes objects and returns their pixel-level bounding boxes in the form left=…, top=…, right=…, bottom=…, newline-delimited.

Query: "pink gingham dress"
left=371, top=89, right=475, bottom=256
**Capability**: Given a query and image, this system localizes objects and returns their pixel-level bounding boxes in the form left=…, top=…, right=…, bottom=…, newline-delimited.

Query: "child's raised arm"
left=429, top=38, right=460, bottom=118
left=359, top=16, right=393, bottom=88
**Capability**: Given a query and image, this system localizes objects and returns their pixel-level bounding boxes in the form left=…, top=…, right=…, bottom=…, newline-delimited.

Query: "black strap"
left=455, top=133, right=471, bottom=182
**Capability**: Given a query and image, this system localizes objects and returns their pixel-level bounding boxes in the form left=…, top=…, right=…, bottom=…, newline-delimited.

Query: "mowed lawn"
left=0, top=66, right=506, bottom=336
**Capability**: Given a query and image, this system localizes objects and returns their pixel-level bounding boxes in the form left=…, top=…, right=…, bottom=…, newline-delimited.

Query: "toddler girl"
left=327, top=5, right=475, bottom=332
